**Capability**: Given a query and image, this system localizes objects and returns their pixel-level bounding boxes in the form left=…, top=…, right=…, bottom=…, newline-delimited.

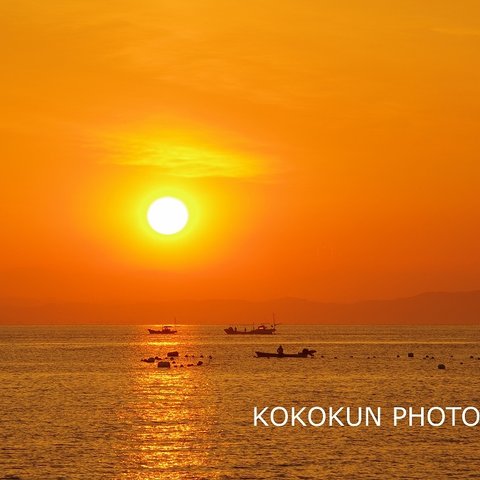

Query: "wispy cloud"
left=98, top=125, right=274, bottom=179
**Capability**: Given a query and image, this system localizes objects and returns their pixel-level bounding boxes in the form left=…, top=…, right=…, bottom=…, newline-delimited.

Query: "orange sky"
left=1, top=0, right=480, bottom=308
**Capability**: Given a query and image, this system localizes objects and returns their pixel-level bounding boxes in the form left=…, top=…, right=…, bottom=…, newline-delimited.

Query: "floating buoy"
left=142, top=357, right=156, bottom=363
left=157, top=361, right=171, bottom=368
left=437, top=364, right=446, bottom=370
left=197, top=361, right=203, bottom=366
left=408, top=353, right=414, bottom=358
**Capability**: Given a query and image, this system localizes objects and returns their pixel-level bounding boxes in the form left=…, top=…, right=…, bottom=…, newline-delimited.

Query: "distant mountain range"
left=1, top=290, right=480, bottom=325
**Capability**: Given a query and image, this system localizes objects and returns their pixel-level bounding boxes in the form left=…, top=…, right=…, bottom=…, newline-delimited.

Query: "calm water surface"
left=1, top=325, right=479, bottom=479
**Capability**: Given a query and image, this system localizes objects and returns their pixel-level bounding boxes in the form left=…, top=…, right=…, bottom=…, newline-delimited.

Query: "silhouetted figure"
left=234, top=326, right=237, bottom=332
left=277, top=345, right=284, bottom=356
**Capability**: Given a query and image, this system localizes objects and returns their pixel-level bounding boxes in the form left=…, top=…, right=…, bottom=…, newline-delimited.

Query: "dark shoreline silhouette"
left=1, top=290, right=480, bottom=325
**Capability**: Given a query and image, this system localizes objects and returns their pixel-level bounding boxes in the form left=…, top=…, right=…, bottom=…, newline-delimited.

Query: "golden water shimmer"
left=1, top=325, right=479, bottom=479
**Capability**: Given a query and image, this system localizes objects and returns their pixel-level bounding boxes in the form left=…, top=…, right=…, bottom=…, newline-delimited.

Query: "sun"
left=147, top=197, right=189, bottom=235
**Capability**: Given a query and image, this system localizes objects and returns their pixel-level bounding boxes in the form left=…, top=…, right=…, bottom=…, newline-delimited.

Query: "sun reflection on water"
left=117, top=336, right=219, bottom=479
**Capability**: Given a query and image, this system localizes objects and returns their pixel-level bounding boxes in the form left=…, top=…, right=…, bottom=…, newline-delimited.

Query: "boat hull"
left=148, top=329, right=177, bottom=334
left=225, top=327, right=275, bottom=335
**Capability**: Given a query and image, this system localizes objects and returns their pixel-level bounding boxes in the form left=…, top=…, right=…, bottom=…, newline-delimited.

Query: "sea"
left=0, top=325, right=479, bottom=479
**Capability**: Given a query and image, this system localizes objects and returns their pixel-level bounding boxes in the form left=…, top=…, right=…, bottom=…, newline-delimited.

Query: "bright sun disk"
left=147, top=197, right=189, bottom=235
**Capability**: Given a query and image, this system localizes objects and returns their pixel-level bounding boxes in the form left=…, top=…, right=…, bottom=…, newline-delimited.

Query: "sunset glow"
left=3, top=3, right=480, bottom=480
left=0, top=0, right=479, bottom=322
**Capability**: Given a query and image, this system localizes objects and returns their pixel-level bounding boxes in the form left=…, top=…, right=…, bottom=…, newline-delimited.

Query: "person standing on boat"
left=277, top=345, right=284, bottom=356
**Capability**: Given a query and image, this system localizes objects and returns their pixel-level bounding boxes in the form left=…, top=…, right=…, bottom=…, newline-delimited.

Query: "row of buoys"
left=142, top=353, right=213, bottom=363
left=317, top=353, right=479, bottom=360
left=312, top=353, right=480, bottom=370
left=143, top=352, right=479, bottom=369
left=158, top=360, right=204, bottom=369
left=142, top=352, right=213, bottom=369
left=161, top=352, right=207, bottom=358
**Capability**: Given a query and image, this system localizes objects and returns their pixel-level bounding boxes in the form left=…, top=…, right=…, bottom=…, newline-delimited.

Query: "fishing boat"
left=225, top=315, right=279, bottom=335
left=224, top=324, right=276, bottom=335
left=255, top=348, right=316, bottom=358
left=148, top=325, right=177, bottom=335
